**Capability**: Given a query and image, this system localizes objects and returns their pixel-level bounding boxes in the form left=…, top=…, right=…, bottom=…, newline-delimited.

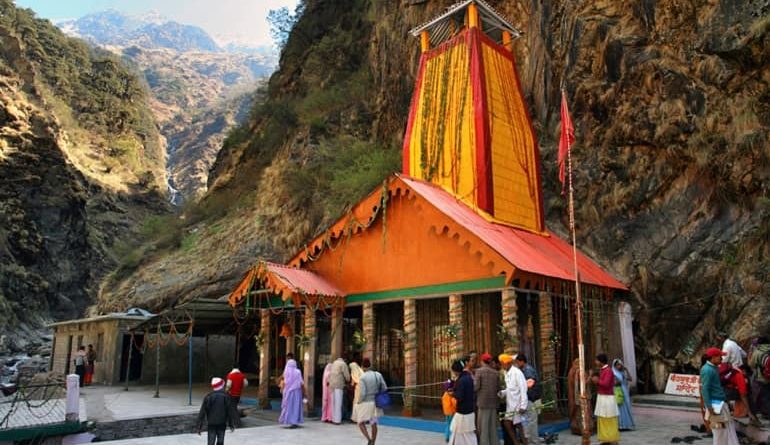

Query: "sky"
left=13, top=0, right=300, bottom=47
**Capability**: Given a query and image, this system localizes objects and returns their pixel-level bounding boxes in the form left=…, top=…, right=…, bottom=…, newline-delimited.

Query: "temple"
left=227, top=0, right=634, bottom=415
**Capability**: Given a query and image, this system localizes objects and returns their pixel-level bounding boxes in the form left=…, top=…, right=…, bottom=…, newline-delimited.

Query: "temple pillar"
left=303, top=307, right=317, bottom=413
left=501, top=288, right=519, bottom=354
left=448, top=294, right=464, bottom=358
left=285, top=311, right=296, bottom=357
left=331, top=305, right=343, bottom=360
left=502, top=30, right=513, bottom=52
left=539, top=292, right=557, bottom=405
left=403, top=298, right=420, bottom=416
left=258, top=309, right=271, bottom=409
left=420, top=31, right=430, bottom=52
left=362, top=302, right=375, bottom=360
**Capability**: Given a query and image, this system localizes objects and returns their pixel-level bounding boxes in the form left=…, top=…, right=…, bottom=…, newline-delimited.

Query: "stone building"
left=49, top=311, right=152, bottom=385
left=227, top=0, right=633, bottom=414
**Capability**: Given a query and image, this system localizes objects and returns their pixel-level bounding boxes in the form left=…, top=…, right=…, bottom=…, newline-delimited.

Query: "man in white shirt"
left=498, top=354, right=529, bottom=445
left=717, top=332, right=746, bottom=368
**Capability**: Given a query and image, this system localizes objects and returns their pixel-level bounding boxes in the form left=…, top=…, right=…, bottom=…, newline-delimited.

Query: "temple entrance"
left=463, top=292, right=503, bottom=358
left=373, top=301, right=404, bottom=388
left=119, top=334, right=144, bottom=382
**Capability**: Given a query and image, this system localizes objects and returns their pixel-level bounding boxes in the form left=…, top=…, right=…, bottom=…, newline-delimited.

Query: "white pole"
left=65, top=374, right=80, bottom=422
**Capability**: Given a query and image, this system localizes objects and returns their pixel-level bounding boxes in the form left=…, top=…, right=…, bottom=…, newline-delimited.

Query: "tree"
left=267, top=2, right=305, bottom=50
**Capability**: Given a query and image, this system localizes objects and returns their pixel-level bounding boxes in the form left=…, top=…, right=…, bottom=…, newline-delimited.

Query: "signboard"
left=664, top=373, right=700, bottom=398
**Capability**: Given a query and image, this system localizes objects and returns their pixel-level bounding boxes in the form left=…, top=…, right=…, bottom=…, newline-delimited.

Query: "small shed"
left=48, top=309, right=153, bottom=385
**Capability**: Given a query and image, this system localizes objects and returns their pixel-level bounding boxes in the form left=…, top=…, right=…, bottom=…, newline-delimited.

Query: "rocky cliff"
left=100, top=0, right=769, bottom=390
left=0, top=1, right=168, bottom=352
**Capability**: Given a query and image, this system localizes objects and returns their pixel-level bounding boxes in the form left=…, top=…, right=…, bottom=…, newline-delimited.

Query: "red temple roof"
left=400, top=175, right=627, bottom=290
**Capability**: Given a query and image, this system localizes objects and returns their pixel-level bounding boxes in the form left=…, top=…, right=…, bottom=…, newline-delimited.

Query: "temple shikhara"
left=228, top=0, right=634, bottom=414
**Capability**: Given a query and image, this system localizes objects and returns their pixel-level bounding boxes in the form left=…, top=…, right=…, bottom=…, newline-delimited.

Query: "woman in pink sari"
left=321, top=363, right=333, bottom=422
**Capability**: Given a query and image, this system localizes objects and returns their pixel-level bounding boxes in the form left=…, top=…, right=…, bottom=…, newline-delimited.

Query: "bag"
left=724, top=387, right=740, bottom=402
left=527, top=380, right=543, bottom=401
left=374, top=372, right=391, bottom=408
left=614, top=386, right=624, bottom=405
left=762, top=353, right=770, bottom=380
left=441, top=391, right=457, bottom=416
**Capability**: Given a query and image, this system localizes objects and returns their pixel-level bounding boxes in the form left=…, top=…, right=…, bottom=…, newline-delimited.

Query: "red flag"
left=558, top=91, right=575, bottom=195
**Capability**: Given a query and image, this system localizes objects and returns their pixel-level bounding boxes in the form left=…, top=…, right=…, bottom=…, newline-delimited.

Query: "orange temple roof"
left=228, top=261, right=343, bottom=307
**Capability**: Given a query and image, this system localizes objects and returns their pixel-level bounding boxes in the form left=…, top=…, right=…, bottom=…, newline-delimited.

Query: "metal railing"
left=0, top=382, right=68, bottom=430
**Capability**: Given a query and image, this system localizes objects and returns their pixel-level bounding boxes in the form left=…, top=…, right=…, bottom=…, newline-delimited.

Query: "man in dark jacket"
left=475, top=353, right=502, bottom=445
left=198, top=377, right=235, bottom=445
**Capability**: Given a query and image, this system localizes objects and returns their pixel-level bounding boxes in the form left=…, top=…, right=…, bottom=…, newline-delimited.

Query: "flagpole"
left=563, top=88, right=591, bottom=445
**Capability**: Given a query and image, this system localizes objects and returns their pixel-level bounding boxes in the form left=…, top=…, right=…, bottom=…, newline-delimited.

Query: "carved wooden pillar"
left=448, top=294, right=464, bottom=358
left=403, top=299, right=419, bottom=416
left=331, top=305, right=343, bottom=360
left=501, top=288, right=519, bottom=354
left=539, top=292, right=557, bottom=404
left=303, top=306, right=317, bottom=413
left=258, top=309, right=271, bottom=409
left=362, top=302, right=375, bottom=360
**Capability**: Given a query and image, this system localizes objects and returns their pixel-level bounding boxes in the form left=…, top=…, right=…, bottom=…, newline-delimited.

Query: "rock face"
left=121, top=46, right=265, bottom=202
left=101, top=0, right=769, bottom=391
left=0, top=1, right=168, bottom=352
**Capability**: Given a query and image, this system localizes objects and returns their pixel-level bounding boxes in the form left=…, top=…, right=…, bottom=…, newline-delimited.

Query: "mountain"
left=57, top=10, right=221, bottom=52
left=99, top=0, right=769, bottom=393
left=0, top=0, right=169, bottom=352
left=56, top=10, right=274, bottom=202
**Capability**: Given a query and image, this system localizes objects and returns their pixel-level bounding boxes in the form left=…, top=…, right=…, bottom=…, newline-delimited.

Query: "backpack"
left=718, top=363, right=737, bottom=385
left=762, top=353, right=770, bottom=381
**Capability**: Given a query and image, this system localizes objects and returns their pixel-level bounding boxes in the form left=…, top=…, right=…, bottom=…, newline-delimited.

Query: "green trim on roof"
left=346, top=276, right=505, bottom=303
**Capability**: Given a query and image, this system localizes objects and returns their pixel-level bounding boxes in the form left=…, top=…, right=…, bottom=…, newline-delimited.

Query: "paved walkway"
left=80, top=384, right=210, bottom=421
left=96, top=405, right=717, bottom=445
left=99, top=421, right=436, bottom=445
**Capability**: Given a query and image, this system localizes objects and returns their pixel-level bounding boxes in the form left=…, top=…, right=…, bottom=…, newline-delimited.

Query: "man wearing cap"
left=499, top=354, right=529, bottom=445
left=475, top=353, right=501, bottom=445
left=701, top=347, right=740, bottom=445
left=198, top=377, right=235, bottom=445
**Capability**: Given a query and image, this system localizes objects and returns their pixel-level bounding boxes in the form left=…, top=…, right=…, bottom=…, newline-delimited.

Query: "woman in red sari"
left=592, top=353, right=619, bottom=444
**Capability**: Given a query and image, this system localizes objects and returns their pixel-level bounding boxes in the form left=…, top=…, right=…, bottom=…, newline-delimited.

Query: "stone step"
left=632, top=394, right=700, bottom=411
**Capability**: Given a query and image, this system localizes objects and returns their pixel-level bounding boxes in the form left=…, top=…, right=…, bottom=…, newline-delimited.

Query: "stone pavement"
left=554, top=406, right=708, bottom=445
left=98, top=421, right=437, bottom=445
left=80, top=384, right=210, bottom=421
left=96, top=405, right=718, bottom=445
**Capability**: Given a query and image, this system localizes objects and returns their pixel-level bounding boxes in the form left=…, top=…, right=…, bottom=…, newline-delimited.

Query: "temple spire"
left=402, top=0, right=545, bottom=233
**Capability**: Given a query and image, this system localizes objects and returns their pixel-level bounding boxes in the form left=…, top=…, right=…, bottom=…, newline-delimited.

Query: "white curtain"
left=618, top=302, right=637, bottom=391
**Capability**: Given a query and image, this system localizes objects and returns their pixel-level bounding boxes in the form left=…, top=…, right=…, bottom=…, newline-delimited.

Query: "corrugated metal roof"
left=409, top=0, right=522, bottom=43
left=228, top=261, right=344, bottom=307
left=259, top=261, right=344, bottom=298
left=400, top=176, right=627, bottom=290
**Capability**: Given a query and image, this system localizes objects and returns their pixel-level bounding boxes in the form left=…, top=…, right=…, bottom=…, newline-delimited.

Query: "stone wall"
left=91, top=413, right=199, bottom=441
